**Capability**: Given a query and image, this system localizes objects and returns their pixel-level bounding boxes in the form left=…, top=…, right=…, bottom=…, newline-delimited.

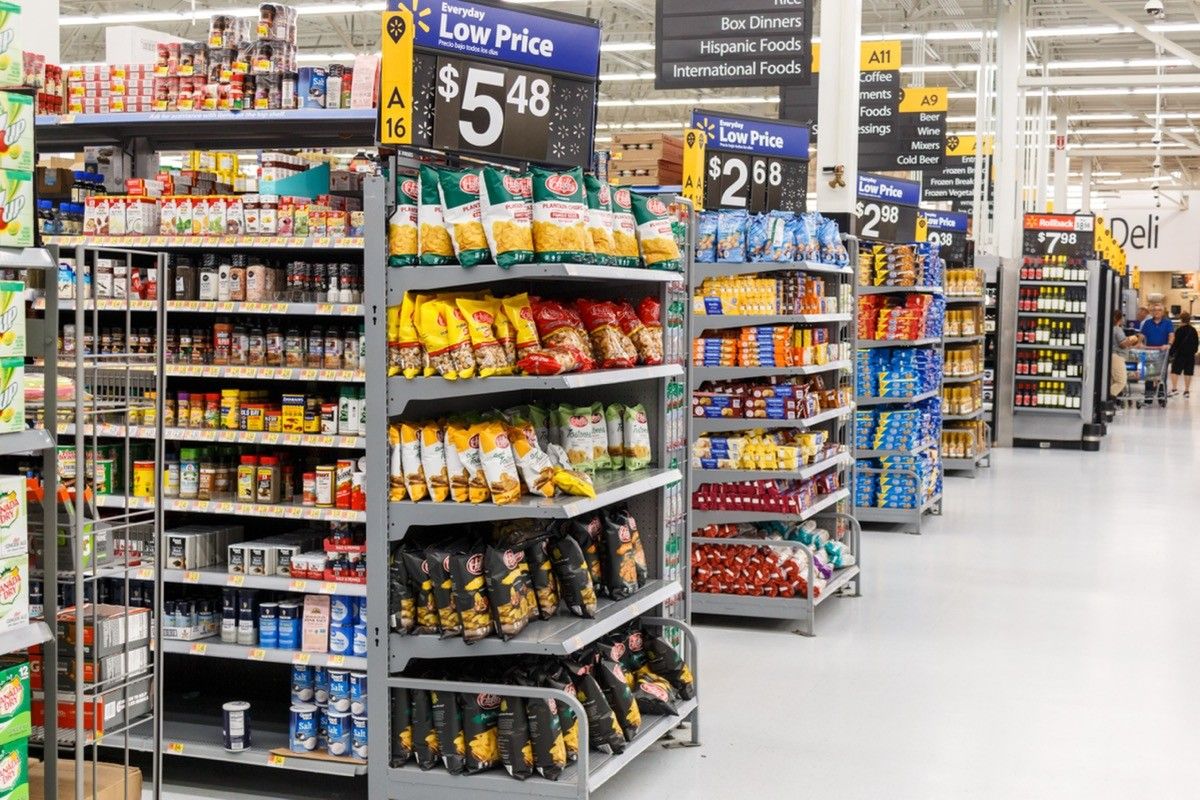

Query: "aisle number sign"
left=810, top=41, right=902, bottom=72
left=379, top=5, right=414, bottom=145
left=681, top=128, right=706, bottom=211
left=898, top=87, right=948, bottom=114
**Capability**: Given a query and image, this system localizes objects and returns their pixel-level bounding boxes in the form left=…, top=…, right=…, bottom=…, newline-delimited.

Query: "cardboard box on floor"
left=28, top=759, right=142, bottom=800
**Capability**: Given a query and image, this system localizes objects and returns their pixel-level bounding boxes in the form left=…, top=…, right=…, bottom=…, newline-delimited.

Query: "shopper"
left=1111, top=310, right=1138, bottom=400
left=1140, top=305, right=1175, bottom=403
left=1136, top=306, right=1150, bottom=325
left=1170, top=312, right=1199, bottom=397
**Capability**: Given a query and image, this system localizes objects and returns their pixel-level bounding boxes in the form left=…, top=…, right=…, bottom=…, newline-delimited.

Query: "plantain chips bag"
left=418, top=164, right=456, bottom=266
left=461, top=691, right=502, bottom=773
left=437, top=168, right=491, bottom=267
left=430, top=689, right=466, bottom=774
left=530, top=166, right=591, bottom=263
left=480, top=167, right=535, bottom=268
left=388, top=173, right=419, bottom=266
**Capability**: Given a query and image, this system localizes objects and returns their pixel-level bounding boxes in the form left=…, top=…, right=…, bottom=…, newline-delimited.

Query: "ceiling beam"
left=1020, top=73, right=1200, bottom=88
left=1075, top=0, right=1200, bottom=71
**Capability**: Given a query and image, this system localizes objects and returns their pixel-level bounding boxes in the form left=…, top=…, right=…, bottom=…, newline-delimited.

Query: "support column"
left=1054, top=105, right=1070, bottom=211
left=993, top=0, right=1025, bottom=260
left=1081, top=157, right=1093, bottom=213
left=815, top=0, right=862, bottom=215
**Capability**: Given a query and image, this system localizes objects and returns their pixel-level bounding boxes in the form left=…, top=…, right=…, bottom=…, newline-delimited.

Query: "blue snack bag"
left=766, top=210, right=795, bottom=262
left=746, top=213, right=770, bottom=262
left=796, top=212, right=821, bottom=262
left=717, top=209, right=748, bottom=262
left=818, top=216, right=849, bottom=266
left=695, top=211, right=718, bottom=263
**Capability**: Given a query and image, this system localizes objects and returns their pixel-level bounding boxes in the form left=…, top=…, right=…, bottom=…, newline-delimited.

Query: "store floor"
left=604, top=404, right=1200, bottom=800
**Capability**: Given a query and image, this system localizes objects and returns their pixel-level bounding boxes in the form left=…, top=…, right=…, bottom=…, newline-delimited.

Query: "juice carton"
left=0, top=737, right=26, bottom=800
left=0, top=553, right=26, bottom=634
left=0, top=282, right=23, bottom=358
left=0, top=358, right=22, bottom=433
left=0, top=4, right=20, bottom=88
left=0, top=171, right=30, bottom=248
left=0, top=663, right=30, bottom=746
left=0, top=476, right=24, bottom=559
left=0, top=93, right=30, bottom=173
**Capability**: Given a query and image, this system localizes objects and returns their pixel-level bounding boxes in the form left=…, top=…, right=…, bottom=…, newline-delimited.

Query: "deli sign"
left=1106, top=196, right=1200, bottom=271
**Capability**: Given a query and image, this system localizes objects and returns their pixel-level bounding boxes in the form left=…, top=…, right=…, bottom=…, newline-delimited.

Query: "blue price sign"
left=856, top=173, right=922, bottom=242
left=692, top=109, right=810, bottom=212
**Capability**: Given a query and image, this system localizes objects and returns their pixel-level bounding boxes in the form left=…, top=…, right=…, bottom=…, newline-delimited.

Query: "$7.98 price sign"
left=1033, top=230, right=1079, bottom=255
left=433, top=57, right=553, bottom=162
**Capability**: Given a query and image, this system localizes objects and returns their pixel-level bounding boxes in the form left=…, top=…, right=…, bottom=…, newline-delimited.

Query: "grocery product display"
left=855, top=243, right=945, bottom=532
left=942, top=265, right=990, bottom=475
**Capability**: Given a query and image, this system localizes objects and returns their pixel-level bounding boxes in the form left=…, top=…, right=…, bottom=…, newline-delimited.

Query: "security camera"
left=1151, top=181, right=1162, bottom=190
left=1145, top=0, right=1165, bottom=19
left=1152, top=132, right=1163, bottom=144
left=1153, top=158, right=1163, bottom=169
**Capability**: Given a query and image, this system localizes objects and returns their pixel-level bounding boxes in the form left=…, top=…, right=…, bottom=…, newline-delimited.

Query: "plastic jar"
left=213, top=319, right=232, bottom=364
left=247, top=325, right=265, bottom=366
left=237, top=455, right=258, bottom=502
left=284, top=327, right=304, bottom=367
left=163, top=455, right=180, bottom=497
left=198, top=452, right=217, bottom=501
left=204, top=393, right=220, bottom=429
left=179, top=448, right=200, bottom=499
left=231, top=323, right=248, bottom=365
left=265, top=324, right=283, bottom=366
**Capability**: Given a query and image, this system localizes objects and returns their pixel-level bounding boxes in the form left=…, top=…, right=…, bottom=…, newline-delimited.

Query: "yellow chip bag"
left=416, top=298, right=459, bottom=380
left=456, top=297, right=511, bottom=378
left=584, top=174, right=617, bottom=266
left=400, top=421, right=428, bottom=502
left=396, top=291, right=425, bottom=379
left=420, top=421, right=450, bottom=502
left=610, top=187, right=640, bottom=267
left=531, top=166, right=591, bottom=263
left=507, top=420, right=555, bottom=498
left=444, top=301, right=478, bottom=379
left=388, top=423, right=406, bottom=501
left=501, top=292, right=541, bottom=360
left=388, top=174, right=419, bottom=267
left=444, top=419, right=471, bottom=503
left=479, top=421, right=522, bottom=505
left=449, top=423, right=490, bottom=503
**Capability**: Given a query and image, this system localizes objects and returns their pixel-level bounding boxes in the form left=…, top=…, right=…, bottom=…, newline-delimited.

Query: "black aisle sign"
left=656, top=0, right=813, bottom=90
left=691, top=109, right=809, bottom=213
left=858, top=88, right=948, bottom=171
left=922, top=134, right=993, bottom=213
left=778, top=41, right=902, bottom=141
left=856, top=173, right=922, bottom=243
left=386, top=0, right=600, bottom=168
left=1023, top=214, right=1096, bottom=258
left=922, top=210, right=970, bottom=264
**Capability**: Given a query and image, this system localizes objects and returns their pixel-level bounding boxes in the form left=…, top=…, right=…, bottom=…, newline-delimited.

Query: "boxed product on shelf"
left=166, top=523, right=246, bottom=570
left=858, top=242, right=943, bottom=288
left=855, top=401, right=940, bottom=452
left=857, top=293, right=944, bottom=341
left=0, top=737, right=26, bottom=800
left=691, top=473, right=841, bottom=515
left=692, top=325, right=842, bottom=368
left=0, top=281, right=25, bottom=358
left=0, top=170, right=31, bottom=248
left=691, top=376, right=849, bottom=422
left=287, top=666, right=368, bottom=761
left=691, top=430, right=838, bottom=471
left=0, top=475, right=25, bottom=559
left=31, top=675, right=153, bottom=737
left=28, top=759, right=143, bottom=800
left=856, top=347, right=943, bottom=399
left=693, top=272, right=844, bottom=316
left=609, top=133, right=683, bottom=186
left=855, top=450, right=942, bottom=510
left=0, top=92, right=32, bottom=173
left=227, top=530, right=323, bottom=576
left=162, top=596, right=218, bottom=641
left=56, top=605, right=151, bottom=658
left=0, top=661, right=30, bottom=745
left=0, top=3, right=20, bottom=86
left=0, top=553, right=25, bottom=634
left=32, top=646, right=152, bottom=689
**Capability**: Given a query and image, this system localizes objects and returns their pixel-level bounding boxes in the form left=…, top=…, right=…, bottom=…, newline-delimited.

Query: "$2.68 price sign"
left=703, top=151, right=790, bottom=213
left=855, top=199, right=919, bottom=242
left=433, top=57, right=552, bottom=163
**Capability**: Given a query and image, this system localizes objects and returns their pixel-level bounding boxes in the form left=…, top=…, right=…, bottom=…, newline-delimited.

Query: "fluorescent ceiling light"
left=62, top=4, right=388, bottom=25
left=598, top=96, right=777, bottom=108
left=601, top=42, right=655, bottom=53
left=602, top=72, right=657, bottom=82
left=597, top=122, right=684, bottom=130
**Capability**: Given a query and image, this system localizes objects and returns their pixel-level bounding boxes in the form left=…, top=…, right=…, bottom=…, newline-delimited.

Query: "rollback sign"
left=691, top=108, right=809, bottom=213
left=1022, top=213, right=1095, bottom=258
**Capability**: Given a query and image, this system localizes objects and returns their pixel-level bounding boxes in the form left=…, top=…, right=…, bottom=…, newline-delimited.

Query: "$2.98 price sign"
left=855, top=199, right=919, bottom=242
left=704, top=151, right=792, bottom=213
left=433, top=57, right=552, bottom=163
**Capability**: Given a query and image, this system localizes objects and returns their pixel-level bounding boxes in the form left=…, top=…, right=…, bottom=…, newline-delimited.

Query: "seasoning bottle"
left=163, top=454, right=180, bottom=498
left=342, top=328, right=358, bottom=371
left=338, top=387, right=352, bottom=434
left=346, top=388, right=362, bottom=436
left=237, top=455, right=258, bottom=502
left=231, top=322, right=248, bottom=365
left=163, top=395, right=176, bottom=427
left=204, top=393, right=220, bottom=429
left=214, top=450, right=233, bottom=498
left=179, top=448, right=200, bottom=499
left=213, top=319, right=232, bottom=365
left=220, top=389, right=240, bottom=430
left=265, top=324, right=283, bottom=366
left=256, top=455, right=282, bottom=504
left=192, top=327, right=208, bottom=364
left=229, top=254, right=247, bottom=301
left=245, top=257, right=269, bottom=302
left=198, top=450, right=217, bottom=501
left=188, top=393, right=205, bottom=428
left=217, top=259, right=232, bottom=302
left=323, top=327, right=343, bottom=370
left=284, top=327, right=304, bottom=367
left=174, top=256, right=198, bottom=300
left=199, top=254, right=219, bottom=301
left=306, top=327, right=324, bottom=368
left=247, top=324, right=265, bottom=366
left=302, top=471, right=316, bottom=506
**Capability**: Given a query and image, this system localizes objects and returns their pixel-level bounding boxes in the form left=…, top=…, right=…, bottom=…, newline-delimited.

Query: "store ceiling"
left=55, top=0, right=1200, bottom=190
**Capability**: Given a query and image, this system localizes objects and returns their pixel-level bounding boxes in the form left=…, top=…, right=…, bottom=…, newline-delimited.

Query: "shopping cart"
left=1125, top=346, right=1170, bottom=408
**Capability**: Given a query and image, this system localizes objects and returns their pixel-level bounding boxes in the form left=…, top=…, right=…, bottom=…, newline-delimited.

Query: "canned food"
left=327, top=669, right=351, bottom=712
left=222, top=701, right=252, bottom=752
left=132, top=460, right=156, bottom=498
left=289, top=703, right=318, bottom=752
left=325, top=710, right=351, bottom=756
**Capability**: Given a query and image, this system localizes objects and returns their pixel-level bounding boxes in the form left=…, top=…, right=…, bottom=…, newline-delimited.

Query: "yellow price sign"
left=292, top=653, right=311, bottom=666
left=248, top=648, right=266, bottom=661
left=680, top=128, right=706, bottom=211
left=227, top=574, right=245, bottom=587
left=914, top=215, right=929, bottom=243
left=379, top=6, right=415, bottom=145
left=167, top=742, right=185, bottom=755
left=190, top=643, right=207, bottom=655
left=268, top=754, right=287, bottom=767
left=184, top=571, right=201, bottom=584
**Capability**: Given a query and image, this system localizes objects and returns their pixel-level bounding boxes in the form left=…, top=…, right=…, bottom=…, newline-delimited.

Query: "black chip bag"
left=633, top=665, right=680, bottom=716
left=498, top=693, right=535, bottom=780
left=527, top=696, right=567, bottom=780
left=566, top=658, right=625, bottom=754
left=621, top=508, right=649, bottom=585
left=484, top=544, right=537, bottom=640
left=461, top=691, right=502, bottom=773
left=426, top=544, right=464, bottom=639
left=402, top=550, right=440, bottom=636
left=600, top=508, right=640, bottom=600
left=595, top=652, right=642, bottom=741
left=392, top=688, right=413, bottom=765
left=450, top=544, right=494, bottom=643
left=620, top=627, right=649, bottom=678
left=411, top=689, right=440, bottom=770
left=540, top=664, right=580, bottom=762
left=644, top=630, right=696, bottom=701
left=568, top=513, right=605, bottom=591
left=389, top=546, right=415, bottom=634
left=430, top=689, right=466, bottom=774
left=525, top=538, right=561, bottom=620
left=548, top=534, right=598, bottom=618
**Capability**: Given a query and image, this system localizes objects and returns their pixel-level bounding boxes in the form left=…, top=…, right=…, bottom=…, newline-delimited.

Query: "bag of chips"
left=623, top=404, right=652, bottom=470
left=583, top=174, right=617, bottom=266
left=443, top=420, right=470, bottom=503
left=613, top=301, right=662, bottom=366
left=531, top=298, right=595, bottom=367
left=567, top=661, right=626, bottom=754
left=450, top=544, right=493, bottom=644
left=644, top=630, right=696, bottom=700
left=601, top=507, right=640, bottom=599
left=420, top=421, right=450, bottom=502
left=746, top=212, right=770, bottom=262
left=388, top=545, right=415, bottom=634
left=629, top=192, right=682, bottom=270
left=392, top=688, right=414, bottom=764
left=766, top=210, right=795, bottom=262
left=461, top=691, right=502, bottom=773
left=576, top=299, right=637, bottom=369
left=516, top=346, right=586, bottom=376
left=485, top=544, right=536, bottom=640
left=456, top=296, right=512, bottom=377
left=605, top=404, right=625, bottom=470
left=553, top=405, right=595, bottom=472
left=633, top=665, right=679, bottom=716
left=480, top=167, right=535, bottom=268
left=589, top=402, right=611, bottom=471
left=696, top=211, right=718, bottom=263
left=717, top=209, right=748, bottom=262
left=479, top=421, right=522, bottom=505
left=491, top=300, right=518, bottom=366
left=444, top=302, right=478, bottom=378
left=430, top=689, right=466, bottom=774
left=595, top=653, right=642, bottom=740
left=425, top=544, right=464, bottom=639
left=500, top=293, right=541, bottom=360
left=634, top=297, right=665, bottom=365
left=402, top=550, right=440, bottom=636
left=415, top=298, right=460, bottom=380
left=624, top=509, right=648, bottom=585
left=498, top=691, right=535, bottom=780
left=527, top=696, right=567, bottom=780
left=525, top=538, right=560, bottom=619
left=610, top=187, right=640, bottom=268
left=507, top=420, right=556, bottom=498
left=388, top=423, right=406, bottom=501
left=568, top=513, right=605, bottom=590
left=399, top=422, right=428, bottom=502
left=394, top=292, right=425, bottom=379
left=448, top=423, right=490, bottom=504
left=531, top=166, right=591, bottom=263
left=388, top=174, right=419, bottom=267
left=549, top=534, right=598, bottom=618
left=436, top=168, right=491, bottom=267
left=546, top=443, right=597, bottom=498
left=418, top=164, right=456, bottom=266
left=539, top=664, right=580, bottom=761
left=411, top=689, right=440, bottom=769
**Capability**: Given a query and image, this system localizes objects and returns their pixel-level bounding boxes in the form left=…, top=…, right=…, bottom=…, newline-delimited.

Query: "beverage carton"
left=0, top=171, right=31, bottom=248
left=0, top=4, right=21, bottom=88
left=0, top=553, right=26, bottom=634
left=0, top=93, right=30, bottom=173
left=0, top=662, right=29, bottom=746
left=0, top=282, right=23, bottom=358
left=0, top=476, right=24, bottom=559
left=0, top=737, right=26, bottom=800
left=0, top=359, right=21, bottom=433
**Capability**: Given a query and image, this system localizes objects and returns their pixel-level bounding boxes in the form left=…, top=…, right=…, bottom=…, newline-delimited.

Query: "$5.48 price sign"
left=703, top=151, right=795, bottom=213
left=855, top=199, right=919, bottom=242
left=433, top=57, right=553, bottom=163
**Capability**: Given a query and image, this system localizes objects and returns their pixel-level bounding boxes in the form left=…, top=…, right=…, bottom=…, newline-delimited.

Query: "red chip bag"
left=614, top=301, right=662, bottom=366
left=634, top=297, right=664, bottom=365
left=531, top=299, right=596, bottom=370
left=576, top=299, right=637, bottom=369
left=517, top=345, right=586, bottom=375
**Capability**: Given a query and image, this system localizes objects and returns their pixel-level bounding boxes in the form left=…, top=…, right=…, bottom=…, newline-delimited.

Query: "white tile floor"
left=601, top=405, right=1200, bottom=800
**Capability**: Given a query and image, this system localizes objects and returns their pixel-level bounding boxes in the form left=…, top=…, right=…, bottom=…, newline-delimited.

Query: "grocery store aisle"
left=603, top=405, right=1200, bottom=800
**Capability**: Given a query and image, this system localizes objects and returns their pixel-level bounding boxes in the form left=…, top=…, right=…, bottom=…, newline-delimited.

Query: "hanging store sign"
left=856, top=173, right=921, bottom=243
left=922, top=209, right=970, bottom=264
left=1022, top=213, right=1095, bottom=258
left=384, top=0, right=600, bottom=168
left=778, top=41, right=902, bottom=141
left=922, top=134, right=993, bottom=212
left=691, top=109, right=810, bottom=213
left=654, top=0, right=814, bottom=90
left=858, top=87, right=948, bottom=171
left=1104, top=196, right=1200, bottom=272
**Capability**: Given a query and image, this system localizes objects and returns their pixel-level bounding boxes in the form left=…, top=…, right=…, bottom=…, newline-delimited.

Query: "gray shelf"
left=945, top=450, right=990, bottom=472
left=691, top=487, right=850, bottom=526
left=693, top=260, right=852, bottom=281
left=162, top=566, right=367, bottom=597
left=944, top=334, right=985, bottom=344
left=1015, top=342, right=1084, bottom=351
left=856, top=337, right=939, bottom=348
left=160, top=638, right=367, bottom=670
left=387, top=262, right=682, bottom=302
left=694, top=312, right=851, bottom=330
left=856, top=389, right=939, bottom=406
left=857, top=284, right=943, bottom=295
left=1017, top=311, right=1085, bottom=319
left=0, top=621, right=52, bottom=657
left=945, top=294, right=986, bottom=304
left=0, top=247, right=56, bottom=271
left=390, top=578, right=681, bottom=670
left=943, top=409, right=985, bottom=421
left=388, top=365, right=684, bottom=415
left=1020, top=280, right=1087, bottom=286
left=855, top=491, right=942, bottom=524
left=692, top=452, right=851, bottom=484
left=855, top=441, right=936, bottom=459
left=1021, top=375, right=1083, bottom=383
left=0, top=429, right=53, bottom=457
left=388, top=468, right=680, bottom=538
left=691, top=404, right=854, bottom=432
left=690, top=360, right=851, bottom=385
left=942, top=373, right=984, bottom=384
left=60, top=423, right=365, bottom=450
left=1013, top=406, right=1081, bottom=415
left=692, top=565, right=860, bottom=615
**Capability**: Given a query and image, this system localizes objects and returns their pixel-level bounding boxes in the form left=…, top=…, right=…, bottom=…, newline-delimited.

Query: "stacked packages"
left=855, top=347, right=943, bottom=400
left=695, top=210, right=849, bottom=266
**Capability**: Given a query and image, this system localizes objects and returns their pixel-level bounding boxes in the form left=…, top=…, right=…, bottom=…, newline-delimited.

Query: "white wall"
left=1104, top=192, right=1200, bottom=272
left=23, top=0, right=60, bottom=63
left=106, top=26, right=188, bottom=64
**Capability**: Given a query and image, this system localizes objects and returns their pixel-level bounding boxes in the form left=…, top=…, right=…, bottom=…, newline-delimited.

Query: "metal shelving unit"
left=687, top=238, right=860, bottom=636
left=367, top=176, right=697, bottom=800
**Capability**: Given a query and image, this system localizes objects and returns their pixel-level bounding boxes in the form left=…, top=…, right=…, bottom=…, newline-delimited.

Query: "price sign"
left=693, top=109, right=810, bottom=213
left=922, top=209, right=970, bottom=264
left=433, top=58, right=552, bottom=162
left=1023, top=213, right=1095, bottom=257
left=856, top=173, right=921, bottom=242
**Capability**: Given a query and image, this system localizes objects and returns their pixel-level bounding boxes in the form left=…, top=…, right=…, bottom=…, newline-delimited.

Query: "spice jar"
left=256, top=455, right=282, bottom=504
left=246, top=258, right=270, bottom=301
left=247, top=325, right=265, bottom=365
left=284, top=327, right=304, bottom=367
left=188, top=392, right=205, bottom=428
left=214, top=450, right=233, bottom=498
left=237, top=455, right=258, bottom=502
left=323, top=327, right=343, bottom=370
left=213, top=319, right=232, bottom=364
left=229, top=254, right=247, bottom=301
left=231, top=322, right=248, bottom=365
left=199, top=254, right=219, bottom=300
left=265, top=324, right=282, bottom=366
left=198, top=450, right=216, bottom=501
left=204, top=393, right=220, bottom=429
left=179, top=448, right=200, bottom=499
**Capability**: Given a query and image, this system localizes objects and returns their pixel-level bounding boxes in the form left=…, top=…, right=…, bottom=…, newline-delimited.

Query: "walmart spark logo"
left=390, top=0, right=433, bottom=34
left=697, top=117, right=716, bottom=144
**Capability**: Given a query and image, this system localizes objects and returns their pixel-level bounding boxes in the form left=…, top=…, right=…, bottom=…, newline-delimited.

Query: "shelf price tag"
left=327, top=655, right=346, bottom=668
left=227, top=574, right=245, bottom=587
left=379, top=5, right=414, bottom=145
left=167, top=742, right=185, bottom=755
left=190, top=643, right=207, bottom=655
left=136, top=568, right=154, bottom=580
left=248, top=648, right=266, bottom=661
left=433, top=58, right=553, bottom=163
left=289, top=579, right=308, bottom=592
left=320, top=582, right=338, bottom=595
left=292, top=653, right=311, bottom=666
left=184, top=571, right=201, bottom=584
left=268, top=754, right=286, bottom=767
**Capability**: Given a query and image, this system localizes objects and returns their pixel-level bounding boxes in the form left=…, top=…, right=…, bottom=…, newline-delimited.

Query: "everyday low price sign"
left=856, top=173, right=922, bottom=242
left=922, top=209, right=970, bottom=263
left=691, top=109, right=809, bottom=213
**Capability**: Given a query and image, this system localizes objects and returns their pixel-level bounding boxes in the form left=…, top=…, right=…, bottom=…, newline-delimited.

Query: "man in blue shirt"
left=1140, top=305, right=1175, bottom=349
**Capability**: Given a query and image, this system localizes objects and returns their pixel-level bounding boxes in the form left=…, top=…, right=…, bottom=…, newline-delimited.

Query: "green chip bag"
left=531, top=166, right=591, bottom=264
left=481, top=167, right=535, bottom=268
left=388, top=173, right=418, bottom=267
left=418, top=164, right=456, bottom=266
left=629, top=192, right=682, bottom=271
left=583, top=174, right=616, bottom=266
left=437, top=167, right=492, bottom=267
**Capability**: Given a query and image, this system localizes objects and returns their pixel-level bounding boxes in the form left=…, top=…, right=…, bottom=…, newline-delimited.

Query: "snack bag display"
left=623, top=404, right=652, bottom=470
left=576, top=299, right=637, bottom=369
left=766, top=210, right=795, bottom=262
left=393, top=688, right=415, bottom=762
left=569, top=664, right=625, bottom=754
left=507, top=420, right=556, bottom=498
left=388, top=174, right=419, bottom=266
left=525, top=539, right=561, bottom=619
left=635, top=297, right=665, bottom=365
left=610, top=187, right=640, bottom=268
left=437, top=168, right=491, bottom=267
left=449, top=544, right=493, bottom=643
left=443, top=419, right=471, bottom=503
left=400, top=422, right=429, bottom=502
left=553, top=405, right=594, bottom=472
left=530, top=299, right=594, bottom=369
left=394, top=292, right=425, bottom=378
left=415, top=299, right=461, bottom=380
left=745, top=213, right=770, bottom=262
left=498, top=694, right=535, bottom=780
left=605, top=404, right=626, bottom=470
left=388, top=423, right=406, bottom=501
left=450, top=423, right=490, bottom=504
left=443, top=302, right=478, bottom=379
left=595, top=653, right=642, bottom=740
left=717, top=209, right=748, bottom=262
left=589, top=402, right=611, bottom=471
left=402, top=550, right=440, bottom=636
left=614, top=300, right=663, bottom=366
left=629, top=192, right=682, bottom=271
left=418, top=164, right=456, bottom=266
left=426, top=543, right=464, bottom=638
left=501, top=293, right=542, bottom=361
left=526, top=697, right=567, bottom=780
left=461, top=692, right=501, bottom=773
left=569, top=513, right=604, bottom=590
left=420, top=421, right=450, bottom=502
left=583, top=174, right=617, bottom=265
left=389, top=547, right=416, bottom=633
left=549, top=534, right=598, bottom=618
left=412, top=689, right=441, bottom=768
left=601, top=508, right=640, bottom=600
left=479, top=421, right=522, bottom=505
left=480, top=167, right=535, bottom=268
left=530, top=166, right=590, bottom=263
left=696, top=211, right=718, bottom=263
left=484, top=544, right=536, bottom=640
left=430, top=689, right=466, bottom=774
left=456, top=297, right=513, bottom=377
